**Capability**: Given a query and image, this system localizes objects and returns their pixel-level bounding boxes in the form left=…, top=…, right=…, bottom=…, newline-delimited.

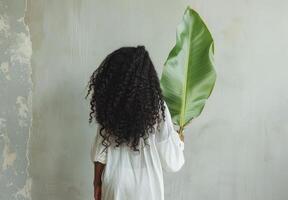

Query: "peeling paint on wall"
left=10, top=32, right=32, bottom=65
left=0, top=62, right=11, bottom=80
left=16, top=96, right=29, bottom=127
left=13, top=178, right=32, bottom=199
left=1, top=135, right=17, bottom=171
left=0, top=0, right=32, bottom=199
left=0, top=14, right=10, bottom=37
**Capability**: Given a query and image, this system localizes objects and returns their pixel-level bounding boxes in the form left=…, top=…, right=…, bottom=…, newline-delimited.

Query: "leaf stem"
left=178, top=126, right=185, bottom=141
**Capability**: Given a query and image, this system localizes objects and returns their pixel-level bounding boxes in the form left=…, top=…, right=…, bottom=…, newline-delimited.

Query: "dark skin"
left=93, top=162, right=105, bottom=200
left=93, top=131, right=184, bottom=200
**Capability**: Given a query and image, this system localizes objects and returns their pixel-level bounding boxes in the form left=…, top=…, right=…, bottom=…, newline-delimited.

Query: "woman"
left=86, top=45, right=185, bottom=200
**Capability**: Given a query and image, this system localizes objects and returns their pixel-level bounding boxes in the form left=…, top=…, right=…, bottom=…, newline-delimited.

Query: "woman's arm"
left=94, top=161, right=105, bottom=200
left=155, top=102, right=185, bottom=172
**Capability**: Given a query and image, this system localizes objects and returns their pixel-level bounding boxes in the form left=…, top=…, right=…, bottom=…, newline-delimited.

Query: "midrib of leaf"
left=180, top=19, right=193, bottom=127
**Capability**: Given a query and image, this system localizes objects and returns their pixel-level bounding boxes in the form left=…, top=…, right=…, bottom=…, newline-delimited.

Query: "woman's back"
left=91, top=101, right=184, bottom=200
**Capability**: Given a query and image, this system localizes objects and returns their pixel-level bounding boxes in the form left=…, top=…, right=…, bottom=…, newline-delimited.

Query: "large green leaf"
left=160, top=7, right=216, bottom=129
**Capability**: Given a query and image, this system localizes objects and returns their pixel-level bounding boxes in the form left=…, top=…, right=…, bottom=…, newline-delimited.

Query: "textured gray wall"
left=0, top=0, right=32, bottom=199
left=1, top=0, right=288, bottom=199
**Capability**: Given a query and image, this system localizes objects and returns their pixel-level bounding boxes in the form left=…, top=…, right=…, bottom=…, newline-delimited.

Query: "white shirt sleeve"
left=90, top=122, right=107, bottom=164
left=155, top=101, right=185, bottom=172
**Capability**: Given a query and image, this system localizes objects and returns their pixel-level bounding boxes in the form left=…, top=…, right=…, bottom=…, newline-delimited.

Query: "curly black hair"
left=85, top=46, right=166, bottom=151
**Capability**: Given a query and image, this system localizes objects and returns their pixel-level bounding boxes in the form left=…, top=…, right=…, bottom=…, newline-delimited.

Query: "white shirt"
left=90, top=102, right=185, bottom=200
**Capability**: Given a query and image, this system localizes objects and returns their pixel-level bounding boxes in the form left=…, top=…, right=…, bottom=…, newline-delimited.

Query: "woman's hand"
left=177, top=129, right=184, bottom=142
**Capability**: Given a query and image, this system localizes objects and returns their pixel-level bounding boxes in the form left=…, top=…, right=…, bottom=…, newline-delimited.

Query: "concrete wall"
left=1, top=0, right=288, bottom=199
left=0, top=0, right=32, bottom=199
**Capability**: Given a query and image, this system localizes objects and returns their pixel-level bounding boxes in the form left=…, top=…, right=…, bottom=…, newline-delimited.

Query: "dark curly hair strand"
left=85, top=46, right=166, bottom=151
